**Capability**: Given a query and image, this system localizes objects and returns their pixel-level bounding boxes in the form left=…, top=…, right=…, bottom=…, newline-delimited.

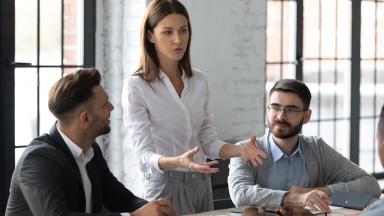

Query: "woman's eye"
left=163, top=31, right=172, bottom=35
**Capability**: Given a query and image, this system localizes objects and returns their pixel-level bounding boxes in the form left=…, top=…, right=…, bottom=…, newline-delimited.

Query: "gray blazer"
left=228, top=133, right=381, bottom=209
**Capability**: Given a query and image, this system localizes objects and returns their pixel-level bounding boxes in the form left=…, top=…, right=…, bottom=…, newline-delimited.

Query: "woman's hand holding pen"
left=241, top=135, right=268, bottom=167
left=178, top=146, right=219, bottom=173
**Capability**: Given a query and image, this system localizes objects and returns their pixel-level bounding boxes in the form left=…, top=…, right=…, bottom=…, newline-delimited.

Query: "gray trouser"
left=144, top=171, right=213, bottom=215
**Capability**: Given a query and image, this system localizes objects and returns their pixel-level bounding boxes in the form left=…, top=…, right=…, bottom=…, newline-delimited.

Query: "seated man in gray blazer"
left=228, top=79, right=381, bottom=213
left=6, top=68, right=175, bottom=216
left=363, top=105, right=384, bottom=216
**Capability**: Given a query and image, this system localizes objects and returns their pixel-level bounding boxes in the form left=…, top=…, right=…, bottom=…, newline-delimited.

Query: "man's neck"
left=57, top=122, right=92, bottom=152
left=271, top=134, right=300, bottom=156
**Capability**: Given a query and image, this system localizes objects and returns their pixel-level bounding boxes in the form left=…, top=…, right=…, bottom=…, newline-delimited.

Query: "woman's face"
left=148, top=13, right=189, bottom=65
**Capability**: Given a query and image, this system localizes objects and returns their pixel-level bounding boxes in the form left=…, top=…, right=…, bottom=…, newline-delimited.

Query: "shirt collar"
left=268, top=134, right=304, bottom=162
left=56, top=124, right=94, bottom=163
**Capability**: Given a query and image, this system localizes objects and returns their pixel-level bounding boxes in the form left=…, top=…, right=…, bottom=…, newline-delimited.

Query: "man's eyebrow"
left=285, top=105, right=301, bottom=109
left=269, top=103, right=301, bottom=109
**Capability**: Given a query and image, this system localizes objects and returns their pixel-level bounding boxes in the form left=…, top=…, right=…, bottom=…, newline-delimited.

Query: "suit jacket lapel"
left=86, top=154, right=102, bottom=212
left=47, top=123, right=86, bottom=206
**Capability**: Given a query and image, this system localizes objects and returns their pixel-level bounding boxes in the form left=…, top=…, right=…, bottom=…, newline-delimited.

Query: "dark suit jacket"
left=5, top=124, right=147, bottom=216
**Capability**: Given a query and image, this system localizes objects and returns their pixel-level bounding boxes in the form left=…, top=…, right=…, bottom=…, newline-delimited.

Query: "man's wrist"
left=281, top=192, right=290, bottom=206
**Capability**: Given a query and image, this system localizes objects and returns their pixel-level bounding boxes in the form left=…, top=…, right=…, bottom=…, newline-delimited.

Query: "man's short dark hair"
left=378, top=105, right=384, bottom=139
left=48, top=68, right=101, bottom=121
left=269, top=79, right=312, bottom=110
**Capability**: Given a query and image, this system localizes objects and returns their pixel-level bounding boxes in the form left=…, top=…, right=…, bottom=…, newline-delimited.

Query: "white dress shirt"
left=122, top=68, right=225, bottom=174
left=57, top=126, right=94, bottom=213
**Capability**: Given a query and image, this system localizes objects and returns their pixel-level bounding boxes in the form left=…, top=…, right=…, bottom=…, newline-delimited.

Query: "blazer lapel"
left=86, top=155, right=102, bottom=213
left=47, top=124, right=86, bottom=202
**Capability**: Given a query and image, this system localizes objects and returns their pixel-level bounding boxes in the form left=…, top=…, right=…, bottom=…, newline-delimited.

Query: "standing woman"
left=122, top=0, right=266, bottom=214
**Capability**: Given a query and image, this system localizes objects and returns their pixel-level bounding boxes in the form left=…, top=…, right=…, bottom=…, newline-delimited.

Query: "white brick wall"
left=96, top=0, right=147, bottom=196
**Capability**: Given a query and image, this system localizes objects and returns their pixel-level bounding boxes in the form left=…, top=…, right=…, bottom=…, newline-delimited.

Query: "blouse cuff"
left=208, top=139, right=226, bottom=159
left=149, top=153, right=164, bottom=173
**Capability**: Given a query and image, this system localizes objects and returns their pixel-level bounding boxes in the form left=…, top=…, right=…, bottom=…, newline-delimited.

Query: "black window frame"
left=0, top=0, right=96, bottom=214
left=266, top=0, right=384, bottom=179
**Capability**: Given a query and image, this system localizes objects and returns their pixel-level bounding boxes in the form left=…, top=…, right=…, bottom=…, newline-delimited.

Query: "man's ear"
left=79, top=110, right=91, bottom=129
left=303, top=109, right=312, bottom=124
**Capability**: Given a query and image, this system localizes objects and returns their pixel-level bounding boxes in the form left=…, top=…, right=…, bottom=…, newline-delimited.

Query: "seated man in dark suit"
left=5, top=68, right=175, bottom=216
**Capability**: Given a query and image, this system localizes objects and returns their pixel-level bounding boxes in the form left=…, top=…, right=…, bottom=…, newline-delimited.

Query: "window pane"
left=376, top=61, right=384, bottom=114
left=266, top=1, right=296, bottom=62
left=266, top=64, right=283, bottom=81
left=360, top=118, right=376, bottom=173
left=15, top=147, right=26, bottom=164
left=303, top=61, right=320, bottom=120
left=361, top=60, right=376, bottom=118
left=302, top=121, right=318, bottom=137
left=303, top=60, right=320, bottom=83
left=266, top=64, right=296, bottom=93
left=319, top=61, right=336, bottom=120
left=319, top=120, right=335, bottom=148
left=337, top=1, right=351, bottom=58
left=281, top=64, right=296, bottom=79
left=40, top=0, right=62, bottom=65
left=335, top=120, right=350, bottom=158
left=361, top=1, right=376, bottom=59
left=304, top=0, right=351, bottom=59
left=64, top=0, right=84, bottom=65
left=336, top=60, right=351, bottom=118
left=378, top=3, right=384, bottom=58
left=303, top=0, right=320, bottom=58
left=15, top=0, right=37, bottom=65
left=15, top=68, right=37, bottom=147
left=321, top=0, right=337, bottom=58
left=39, top=68, right=62, bottom=135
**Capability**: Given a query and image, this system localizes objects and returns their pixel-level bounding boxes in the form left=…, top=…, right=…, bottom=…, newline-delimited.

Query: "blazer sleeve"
left=227, top=141, right=287, bottom=209
left=95, top=144, right=148, bottom=212
left=19, top=147, right=123, bottom=216
left=316, top=138, right=381, bottom=197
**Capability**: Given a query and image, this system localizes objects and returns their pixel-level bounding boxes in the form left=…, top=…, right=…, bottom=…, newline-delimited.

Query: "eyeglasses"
left=267, top=105, right=307, bottom=118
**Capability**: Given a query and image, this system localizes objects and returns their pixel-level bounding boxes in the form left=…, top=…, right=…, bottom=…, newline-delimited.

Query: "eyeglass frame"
left=266, top=104, right=308, bottom=118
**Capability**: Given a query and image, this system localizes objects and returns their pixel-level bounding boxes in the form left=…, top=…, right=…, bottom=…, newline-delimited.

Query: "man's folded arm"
left=319, top=140, right=381, bottom=197
left=228, top=155, right=287, bottom=209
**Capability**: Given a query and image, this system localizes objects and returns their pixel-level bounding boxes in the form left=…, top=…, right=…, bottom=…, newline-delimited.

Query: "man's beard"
left=92, top=119, right=111, bottom=137
left=268, top=118, right=303, bottom=139
left=100, top=125, right=111, bottom=135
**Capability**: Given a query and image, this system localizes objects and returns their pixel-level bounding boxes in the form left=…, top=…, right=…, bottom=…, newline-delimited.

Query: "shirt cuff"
left=280, top=191, right=290, bottom=206
left=208, top=139, right=226, bottom=159
left=121, top=213, right=131, bottom=216
left=149, top=153, right=164, bottom=173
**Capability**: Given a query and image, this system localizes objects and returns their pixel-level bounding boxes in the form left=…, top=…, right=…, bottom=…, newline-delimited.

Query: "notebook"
left=330, top=191, right=374, bottom=210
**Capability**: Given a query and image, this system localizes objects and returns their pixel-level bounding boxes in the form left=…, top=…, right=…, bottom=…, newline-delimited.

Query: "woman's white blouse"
left=122, top=69, right=225, bottom=174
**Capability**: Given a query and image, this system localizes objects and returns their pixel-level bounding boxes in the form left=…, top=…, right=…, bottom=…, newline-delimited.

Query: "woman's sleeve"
left=122, top=78, right=163, bottom=174
left=198, top=76, right=226, bottom=160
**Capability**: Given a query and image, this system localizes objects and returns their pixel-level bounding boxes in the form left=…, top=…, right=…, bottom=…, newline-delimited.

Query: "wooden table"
left=184, top=206, right=363, bottom=216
